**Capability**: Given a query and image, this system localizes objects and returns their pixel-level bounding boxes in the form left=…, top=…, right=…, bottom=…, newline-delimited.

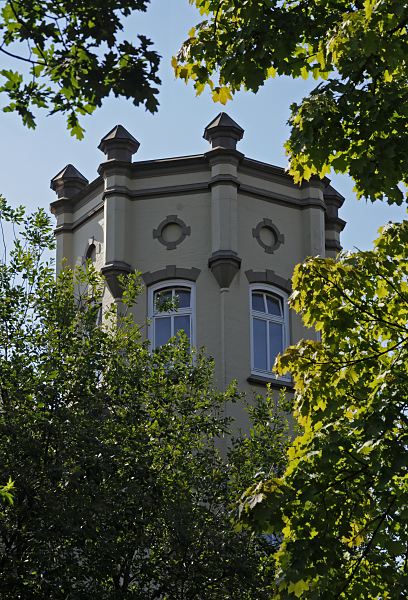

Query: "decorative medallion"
left=153, top=215, right=191, bottom=250
left=252, top=218, right=284, bottom=254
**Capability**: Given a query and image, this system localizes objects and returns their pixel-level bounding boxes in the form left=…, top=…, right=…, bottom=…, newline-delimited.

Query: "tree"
left=176, top=0, right=408, bottom=204
left=238, top=221, right=408, bottom=598
left=0, top=0, right=161, bottom=138
left=0, top=479, right=13, bottom=505
left=0, top=197, right=288, bottom=598
left=174, top=2, right=408, bottom=597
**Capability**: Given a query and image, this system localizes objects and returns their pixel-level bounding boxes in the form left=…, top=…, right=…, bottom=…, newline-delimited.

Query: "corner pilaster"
left=299, top=180, right=326, bottom=257
left=324, top=185, right=346, bottom=257
left=50, top=164, right=88, bottom=272
left=98, top=125, right=140, bottom=298
left=203, top=113, right=244, bottom=287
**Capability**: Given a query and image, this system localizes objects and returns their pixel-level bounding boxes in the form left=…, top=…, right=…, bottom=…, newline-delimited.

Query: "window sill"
left=247, top=374, right=294, bottom=390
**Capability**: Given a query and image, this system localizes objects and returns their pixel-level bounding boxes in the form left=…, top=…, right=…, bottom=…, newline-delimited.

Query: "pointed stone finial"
left=208, top=250, right=241, bottom=288
left=98, top=124, right=140, bottom=162
left=50, top=164, right=88, bottom=199
left=203, top=112, right=244, bottom=150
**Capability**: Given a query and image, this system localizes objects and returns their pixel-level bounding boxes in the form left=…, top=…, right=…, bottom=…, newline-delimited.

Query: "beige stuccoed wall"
left=72, top=213, right=104, bottom=267
left=124, top=188, right=223, bottom=384
left=129, top=169, right=209, bottom=190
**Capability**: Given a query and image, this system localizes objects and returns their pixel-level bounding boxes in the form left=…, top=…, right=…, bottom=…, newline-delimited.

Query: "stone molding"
left=245, top=269, right=292, bottom=294
left=203, top=113, right=244, bottom=150
left=323, top=184, right=345, bottom=208
left=252, top=218, right=284, bottom=254
left=142, top=266, right=201, bottom=286
left=50, top=199, right=74, bottom=217
left=325, top=214, right=347, bottom=234
left=130, top=155, right=207, bottom=178
left=208, top=250, right=242, bottom=288
left=101, top=261, right=132, bottom=299
left=50, top=152, right=336, bottom=211
left=208, top=174, right=240, bottom=188
left=104, top=182, right=208, bottom=201
left=241, top=157, right=330, bottom=189
left=53, top=202, right=104, bottom=234
left=98, top=160, right=133, bottom=177
left=204, top=147, right=244, bottom=166
left=325, top=239, right=342, bottom=252
left=98, top=125, right=140, bottom=162
left=247, top=374, right=294, bottom=389
left=53, top=181, right=329, bottom=236
left=153, top=215, right=191, bottom=250
left=240, top=183, right=325, bottom=210
left=50, top=164, right=88, bottom=200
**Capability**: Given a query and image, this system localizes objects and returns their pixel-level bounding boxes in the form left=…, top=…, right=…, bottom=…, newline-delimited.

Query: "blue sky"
left=0, top=0, right=406, bottom=251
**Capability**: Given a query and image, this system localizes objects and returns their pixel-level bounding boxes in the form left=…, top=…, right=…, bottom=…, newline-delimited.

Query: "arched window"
left=84, top=242, right=96, bottom=264
left=148, top=280, right=195, bottom=349
left=250, top=285, right=289, bottom=379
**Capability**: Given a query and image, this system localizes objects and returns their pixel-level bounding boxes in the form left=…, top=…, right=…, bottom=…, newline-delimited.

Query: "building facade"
left=50, top=113, right=345, bottom=405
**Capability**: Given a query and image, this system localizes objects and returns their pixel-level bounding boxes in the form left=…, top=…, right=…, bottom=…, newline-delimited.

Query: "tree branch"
left=335, top=496, right=396, bottom=598
left=0, top=45, right=42, bottom=65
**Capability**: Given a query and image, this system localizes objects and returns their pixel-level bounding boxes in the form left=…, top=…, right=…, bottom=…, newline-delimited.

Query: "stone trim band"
left=142, top=266, right=201, bottom=286
left=245, top=269, right=292, bottom=293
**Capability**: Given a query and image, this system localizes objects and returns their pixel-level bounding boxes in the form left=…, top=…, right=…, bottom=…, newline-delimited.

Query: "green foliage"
left=176, top=0, right=408, bottom=203
left=0, top=199, right=288, bottom=598
left=0, top=478, right=14, bottom=506
left=240, top=221, right=408, bottom=598
left=0, top=0, right=161, bottom=138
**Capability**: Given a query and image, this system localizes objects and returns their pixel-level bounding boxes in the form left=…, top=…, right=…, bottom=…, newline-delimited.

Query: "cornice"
left=130, top=154, right=208, bottom=178
left=98, top=160, right=132, bottom=176
left=324, top=184, right=345, bottom=207
left=103, top=182, right=210, bottom=201
left=209, top=174, right=240, bottom=187
left=53, top=201, right=103, bottom=234
left=204, top=147, right=244, bottom=165
left=239, top=183, right=326, bottom=210
left=325, top=215, right=347, bottom=233
left=50, top=176, right=102, bottom=214
left=325, top=239, right=342, bottom=252
left=240, top=157, right=331, bottom=190
left=55, top=176, right=329, bottom=235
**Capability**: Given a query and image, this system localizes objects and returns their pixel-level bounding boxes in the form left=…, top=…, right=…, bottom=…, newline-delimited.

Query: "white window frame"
left=147, top=279, right=196, bottom=349
left=249, top=284, right=290, bottom=380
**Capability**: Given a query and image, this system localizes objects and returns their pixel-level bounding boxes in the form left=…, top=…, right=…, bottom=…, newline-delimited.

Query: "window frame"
left=147, top=279, right=196, bottom=349
left=249, top=283, right=290, bottom=381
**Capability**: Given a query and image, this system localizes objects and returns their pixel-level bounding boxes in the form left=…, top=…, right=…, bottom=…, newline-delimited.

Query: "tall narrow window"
left=250, top=285, right=289, bottom=378
left=84, top=242, right=96, bottom=264
left=148, top=281, right=195, bottom=349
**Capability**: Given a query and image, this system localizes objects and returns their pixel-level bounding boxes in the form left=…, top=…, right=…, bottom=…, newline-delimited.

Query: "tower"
left=50, top=113, right=345, bottom=416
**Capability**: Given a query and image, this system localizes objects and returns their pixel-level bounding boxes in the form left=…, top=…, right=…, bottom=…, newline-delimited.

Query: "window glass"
left=155, top=317, right=172, bottom=348
left=85, top=243, right=96, bottom=263
left=154, top=289, right=172, bottom=312
left=174, top=315, right=190, bottom=339
left=253, top=318, right=268, bottom=371
left=175, top=289, right=191, bottom=309
left=269, top=322, right=283, bottom=368
left=252, top=292, right=265, bottom=312
left=266, top=294, right=282, bottom=316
